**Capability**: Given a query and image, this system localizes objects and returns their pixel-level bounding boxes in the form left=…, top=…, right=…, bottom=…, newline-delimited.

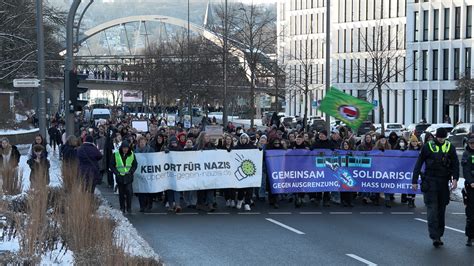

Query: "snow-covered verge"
left=0, top=152, right=161, bottom=265
left=96, top=196, right=160, bottom=262
left=0, top=128, right=38, bottom=135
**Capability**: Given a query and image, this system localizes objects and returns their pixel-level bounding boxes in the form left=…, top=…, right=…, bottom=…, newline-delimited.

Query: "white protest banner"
left=167, top=115, right=176, bottom=126
left=133, top=149, right=263, bottom=193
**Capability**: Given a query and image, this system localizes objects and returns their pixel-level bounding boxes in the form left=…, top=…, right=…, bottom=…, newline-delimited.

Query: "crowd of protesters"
left=28, top=109, right=437, bottom=214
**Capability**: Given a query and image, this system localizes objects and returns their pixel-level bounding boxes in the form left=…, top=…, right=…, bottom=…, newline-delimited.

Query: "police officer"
left=461, top=136, right=474, bottom=246
left=110, top=140, right=137, bottom=214
left=412, top=127, right=459, bottom=248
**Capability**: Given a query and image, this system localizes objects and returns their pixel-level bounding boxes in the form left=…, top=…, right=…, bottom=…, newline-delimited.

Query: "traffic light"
left=68, top=70, right=89, bottom=112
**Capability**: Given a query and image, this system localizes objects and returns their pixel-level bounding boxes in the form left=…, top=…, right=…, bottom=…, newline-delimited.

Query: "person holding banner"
left=373, top=136, right=392, bottom=208
left=357, top=133, right=374, bottom=205
left=412, top=128, right=459, bottom=248
left=266, top=138, right=283, bottom=209
left=235, top=133, right=257, bottom=211
left=165, top=136, right=183, bottom=213
left=111, top=140, right=138, bottom=214
left=461, top=136, right=474, bottom=246
left=195, top=132, right=217, bottom=212
left=340, top=140, right=355, bottom=207
left=293, top=134, right=309, bottom=208
left=219, top=134, right=236, bottom=208
left=311, top=130, right=334, bottom=207
left=135, top=136, right=155, bottom=213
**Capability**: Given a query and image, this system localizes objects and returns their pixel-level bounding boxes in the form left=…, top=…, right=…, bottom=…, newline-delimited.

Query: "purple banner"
left=265, top=149, right=421, bottom=194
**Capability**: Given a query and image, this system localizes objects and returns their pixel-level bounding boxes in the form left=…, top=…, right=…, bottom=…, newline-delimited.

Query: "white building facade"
left=277, top=0, right=474, bottom=125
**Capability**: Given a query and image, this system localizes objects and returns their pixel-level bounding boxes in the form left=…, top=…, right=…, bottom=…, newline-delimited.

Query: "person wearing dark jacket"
left=461, top=136, right=474, bottom=246
left=388, top=132, right=399, bottom=150
left=311, top=130, right=334, bottom=206
left=234, top=133, right=256, bottom=211
left=77, top=135, right=103, bottom=193
left=111, top=140, right=138, bottom=214
left=165, top=135, right=183, bottom=212
left=412, top=128, right=459, bottom=247
left=266, top=138, right=284, bottom=208
left=220, top=134, right=236, bottom=208
left=195, top=132, right=216, bottom=212
left=27, top=144, right=50, bottom=186
left=0, top=137, right=21, bottom=170
left=293, top=134, right=308, bottom=208
left=48, top=123, right=61, bottom=152
left=135, top=136, right=155, bottom=212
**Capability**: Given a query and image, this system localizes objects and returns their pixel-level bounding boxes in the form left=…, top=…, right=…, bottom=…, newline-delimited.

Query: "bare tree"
left=452, top=76, right=474, bottom=122
left=229, top=2, right=276, bottom=127
left=286, top=39, right=321, bottom=130
left=354, top=23, right=406, bottom=134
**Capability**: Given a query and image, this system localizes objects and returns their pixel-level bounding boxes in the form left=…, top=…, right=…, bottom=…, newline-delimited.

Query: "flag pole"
left=325, top=0, right=331, bottom=132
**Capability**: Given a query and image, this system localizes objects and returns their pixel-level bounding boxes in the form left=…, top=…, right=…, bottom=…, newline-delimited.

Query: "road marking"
left=360, top=212, right=384, bottom=215
left=330, top=212, right=352, bottom=215
left=300, top=212, right=322, bottom=215
left=237, top=212, right=261, bottom=215
left=391, top=212, right=414, bottom=215
left=265, top=218, right=305, bottom=235
left=451, top=212, right=465, bottom=215
left=143, top=212, right=167, bottom=215
left=268, top=212, right=292, bottom=215
left=346, top=254, right=377, bottom=266
left=176, top=213, right=199, bottom=215
left=415, top=218, right=465, bottom=234
left=207, top=212, right=230, bottom=215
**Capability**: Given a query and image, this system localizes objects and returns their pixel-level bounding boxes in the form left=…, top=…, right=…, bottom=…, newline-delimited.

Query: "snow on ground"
left=96, top=199, right=160, bottom=261
left=15, top=114, right=28, bottom=122
left=41, top=247, right=74, bottom=265
left=0, top=128, right=38, bottom=135
left=18, top=150, right=63, bottom=192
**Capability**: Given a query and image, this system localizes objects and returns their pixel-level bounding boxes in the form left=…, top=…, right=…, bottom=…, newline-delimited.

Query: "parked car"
left=310, top=118, right=326, bottom=132
left=357, top=121, right=374, bottom=136
left=405, top=123, right=431, bottom=138
left=448, top=123, right=474, bottom=148
left=281, top=116, right=296, bottom=128
left=420, top=123, right=454, bottom=143
left=376, top=123, right=404, bottom=137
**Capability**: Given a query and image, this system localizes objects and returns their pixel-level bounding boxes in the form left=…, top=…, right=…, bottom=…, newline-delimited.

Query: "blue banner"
left=265, top=149, right=421, bottom=194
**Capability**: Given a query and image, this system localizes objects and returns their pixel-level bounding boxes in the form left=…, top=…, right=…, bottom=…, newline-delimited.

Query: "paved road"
left=98, top=184, right=474, bottom=265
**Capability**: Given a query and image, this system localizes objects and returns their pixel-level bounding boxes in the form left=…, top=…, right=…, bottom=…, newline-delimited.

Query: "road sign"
left=13, top=79, right=40, bottom=88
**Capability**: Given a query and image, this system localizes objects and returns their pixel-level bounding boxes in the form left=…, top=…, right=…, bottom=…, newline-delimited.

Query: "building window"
left=433, top=9, right=439, bottom=40
left=343, top=59, right=346, bottom=83
left=444, top=8, right=450, bottom=40
left=466, top=48, right=472, bottom=78
left=467, top=6, right=473, bottom=38
left=422, top=50, right=428, bottom=80
left=455, top=7, right=461, bottom=39
left=413, top=51, right=418, bottom=81
left=443, top=49, right=449, bottom=80
left=423, top=10, right=429, bottom=41
left=454, top=48, right=460, bottom=80
left=433, top=49, right=438, bottom=80
left=414, top=11, right=419, bottom=41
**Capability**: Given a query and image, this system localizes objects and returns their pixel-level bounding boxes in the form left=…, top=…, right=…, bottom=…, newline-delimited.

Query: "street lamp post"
left=222, top=0, right=229, bottom=126
left=187, top=0, right=193, bottom=126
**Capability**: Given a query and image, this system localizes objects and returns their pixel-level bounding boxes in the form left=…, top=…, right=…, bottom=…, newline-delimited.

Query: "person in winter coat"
left=177, top=132, right=187, bottom=148
left=27, top=144, right=50, bottom=186
left=110, top=140, right=138, bottom=214
left=311, top=130, right=334, bottom=206
left=28, top=134, right=52, bottom=161
left=373, top=135, right=392, bottom=207
left=388, top=132, right=399, bottom=150
left=77, top=135, right=103, bottom=193
left=234, top=133, right=256, bottom=211
left=462, top=136, right=474, bottom=246
left=48, top=123, right=61, bottom=153
left=134, top=136, right=155, bottom=212
left=357, top=133, right=374, bottom=151
left=60, top=135, right=80, bottom=166
left=195, top=131, right=216, bottom=212
left=220, top=134, right=236, bottom=208
left=95, top=130, right=107, bottom=183
left=340, top=140, right=355, bottom=207
left=0, top=137, right=21, bottom=170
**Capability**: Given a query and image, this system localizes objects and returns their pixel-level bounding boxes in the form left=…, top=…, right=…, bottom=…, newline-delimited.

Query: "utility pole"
left=222, top=0, right=229, bottom=126
left=65, top=0, right=81, bottom=137
left=35, top=0, right=46, bottom=137
left=325, top=0, right=331, bottom=132
left=187, top=0, right=193, bottom=126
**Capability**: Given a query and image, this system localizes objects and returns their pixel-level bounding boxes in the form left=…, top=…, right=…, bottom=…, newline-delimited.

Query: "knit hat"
left=169, top=135, right=178, bottom=143
left=121, top=140, right=130, bottom=148
left=409, top=134, right=418, bottom=142
left=435, top=128, right=448, bottom=138
left=319, top=130, right=328, bottom=137
left=468, top=136, right=474, bottom=143
left=85, top=135, right=94, bottom=143
left=240, top=133, right=249, bottom=140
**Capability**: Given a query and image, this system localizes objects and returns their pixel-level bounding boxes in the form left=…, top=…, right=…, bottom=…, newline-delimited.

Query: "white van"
left=91, top=108, right=111, bottom=126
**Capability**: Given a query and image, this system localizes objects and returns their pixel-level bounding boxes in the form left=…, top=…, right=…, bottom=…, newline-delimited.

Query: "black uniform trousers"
left=118, top=182, right=133, bottom=212
left=423, top=178, right=450, bottom=240
left=466, top=186, right=474, bottom=239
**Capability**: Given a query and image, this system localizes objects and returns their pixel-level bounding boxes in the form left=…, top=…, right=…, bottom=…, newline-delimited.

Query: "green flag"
left=318, top=87, right=373, bottom=130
